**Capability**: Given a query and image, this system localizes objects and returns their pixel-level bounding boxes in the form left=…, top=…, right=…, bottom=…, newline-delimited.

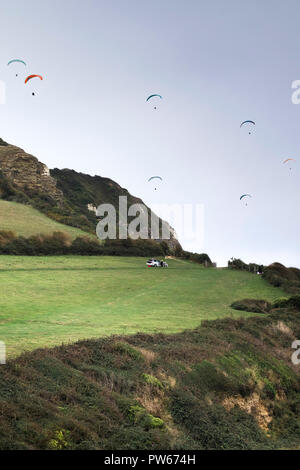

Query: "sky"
left=0, top=0, right=299, bottom=267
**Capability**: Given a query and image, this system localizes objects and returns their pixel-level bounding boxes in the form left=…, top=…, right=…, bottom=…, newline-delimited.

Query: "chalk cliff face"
left=0, top=144, right=63, bottom=202
left=0, top=139, right=182, bottom=252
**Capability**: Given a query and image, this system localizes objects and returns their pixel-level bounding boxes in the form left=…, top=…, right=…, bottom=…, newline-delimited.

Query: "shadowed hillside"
left=0, top=304, right=300, bottom=450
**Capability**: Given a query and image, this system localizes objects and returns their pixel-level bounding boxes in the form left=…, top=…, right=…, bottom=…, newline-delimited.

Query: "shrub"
left=273, top=295, right=300, bottom=310
left=0, top=231, right=16, bottom=246
left=48, top=430, right=71, bottom=450
left=128, top=405, right=164, bottom=429
left=70, top=236, right=103, bottom=255
left=231, top=299, right=272, bottom=314
left=142, top=374, right=164, bottom=389
left=263, top=264, right=300, bottom=295
left=177, top=251, right=212, bottom=266
left=228, top=258, right=263, bottom=273
left=262, top=379, right=276, bottom=400
left=147, top=416, right=164, bottom=429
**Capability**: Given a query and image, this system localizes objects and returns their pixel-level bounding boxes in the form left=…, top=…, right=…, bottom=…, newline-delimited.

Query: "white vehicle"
left=146, top=259, right=168, bottom=268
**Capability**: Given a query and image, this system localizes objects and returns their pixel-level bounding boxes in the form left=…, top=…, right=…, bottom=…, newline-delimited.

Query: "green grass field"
left=0, top=200, right=93, bottom=239
left=0, top=256, right=285, bottom=357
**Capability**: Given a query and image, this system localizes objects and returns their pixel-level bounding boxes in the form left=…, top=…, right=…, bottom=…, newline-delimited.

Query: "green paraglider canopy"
left=7, top=59, right=26, bottom=67
left=146, top=94, right=162, bottom=102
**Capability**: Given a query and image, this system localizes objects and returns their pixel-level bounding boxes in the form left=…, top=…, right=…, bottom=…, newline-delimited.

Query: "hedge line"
left=0, top=231, right=167, bottom=257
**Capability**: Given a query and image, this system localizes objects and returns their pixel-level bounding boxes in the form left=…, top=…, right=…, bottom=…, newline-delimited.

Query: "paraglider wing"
left=283, top=158, right=296, bottom=164
left=240, top=120, right=255, bottom=128
left=148, top=176, right=163, bottom=182
left=146, top=94, right=163, bottom=102
left=25, top=75, right=43, bottom=84
left=7, top=59, right=26, bottom=67
left=240, top=194, right=252, bottom=200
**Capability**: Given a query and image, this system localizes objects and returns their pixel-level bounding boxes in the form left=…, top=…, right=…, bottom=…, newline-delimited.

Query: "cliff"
left=0, top=144, right=63, bottom=202
left=0, top=140, right=181, bottom=252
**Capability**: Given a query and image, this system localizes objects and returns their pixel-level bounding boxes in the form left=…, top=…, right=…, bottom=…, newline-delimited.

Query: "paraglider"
left=148, top=176, right=163, bottom=191
left=240, top=120, right=256, bottom=135
left=7, top=59, right=26, bottom=77
left=240, top=194, right=252, bottom=206
left=25, top=75, right=43, bottom=96
left=25, top=75, right=43, bottom=84
left=146, top=94, right=162, bottom=110
left=283, top=158, right=296, bottom=171
left=7, top=59, right=26, bottom=67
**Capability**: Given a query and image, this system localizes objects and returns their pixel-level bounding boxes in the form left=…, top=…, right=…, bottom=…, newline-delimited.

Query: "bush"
left=263, top=264, right=300, bottom=295
left=231, top=299, right=272, bottom=314
left=70, top=236, right=103, bottom=255
left=272, top=297, right=290, bottom=308
left=273, top=295, right=300, bottom=310
left=177, top=251, right=212, bottom=266
left=0, top=231, right=16, bottom=246
left=228, top=258, right=263, bottom=273
left=142, top=374, right=164, bottom=389
left=0, top=231, right=172, bottom=257
left=262, top=379, right=276, bottom=400
left=104, top=239, right=165, bottom=257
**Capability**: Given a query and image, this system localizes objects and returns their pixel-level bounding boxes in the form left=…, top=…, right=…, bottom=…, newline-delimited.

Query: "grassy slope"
left=0, top=307, right=300, bottom=450
left=0, top=256, right=285, bottom=357
left=0, top=200, right=94, bottom=240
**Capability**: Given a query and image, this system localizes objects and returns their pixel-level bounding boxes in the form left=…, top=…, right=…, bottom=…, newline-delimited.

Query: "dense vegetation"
left=228, top=258, right=300, bottom=296
left=174, top=248, right=212, bottom=266
left=263, top=263, right=300, bottom=295
left=228, top=257, right=264, bottom=274
left=231, top=298, right=272, bottom=314
left=0, top=303, right=299, bottom=450
left=0, top=230, right=169, bottom=257
left=0, top=222, right=211, bottom=261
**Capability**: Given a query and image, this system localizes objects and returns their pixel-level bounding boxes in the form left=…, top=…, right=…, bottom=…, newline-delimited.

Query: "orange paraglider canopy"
left=25, top=75, right=43, bottom=84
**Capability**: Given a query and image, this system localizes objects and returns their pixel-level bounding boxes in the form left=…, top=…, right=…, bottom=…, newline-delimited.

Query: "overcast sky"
left=0, top=0, right=299, bottom=267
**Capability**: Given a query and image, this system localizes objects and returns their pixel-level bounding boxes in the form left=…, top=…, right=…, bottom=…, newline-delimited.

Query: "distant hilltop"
left=0, top=139, right=181, bottom=253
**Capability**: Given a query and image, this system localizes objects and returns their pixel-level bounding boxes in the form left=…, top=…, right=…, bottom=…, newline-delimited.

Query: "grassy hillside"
left=0, top=200, right=95, bottom=240
left=0, top=256, right=285, bottom=357
left=1, top=306, right=299, bottom=450
left=50, top=168, right=181, bottom=251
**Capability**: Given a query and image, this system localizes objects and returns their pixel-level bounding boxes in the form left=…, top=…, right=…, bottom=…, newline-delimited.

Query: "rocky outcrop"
left=0, top=144, right=63, bottom=202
